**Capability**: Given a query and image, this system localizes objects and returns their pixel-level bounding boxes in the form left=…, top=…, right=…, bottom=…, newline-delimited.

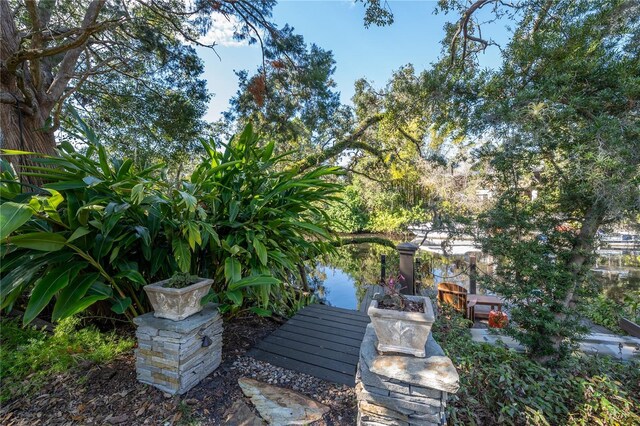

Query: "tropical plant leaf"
left=228, top=275, right=279, bottom=291
left=226, top=289, right=243, bottom=306
left=172, top=238, right=191, bottom=272
left=23, top=262, right=86, bottom=324
left=111, top=296, right=132, bottom=314
left=224, top=257, right=241, bottom=284
left=51, top=273, right=103, bottom=321
left=0, top=202, right=33, bottom=239
left=250, top=306, right=273, bottom=317
left=67, top=226, right=92, bottom=242
left=252, top=239, right=268, bottom=266
left=9, top=232, right=66, bottom=251
left=115, top=270, right=146, bottom=286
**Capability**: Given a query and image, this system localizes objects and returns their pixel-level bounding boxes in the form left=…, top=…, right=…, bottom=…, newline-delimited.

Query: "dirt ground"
left=0, top=315, right=357, bottom=426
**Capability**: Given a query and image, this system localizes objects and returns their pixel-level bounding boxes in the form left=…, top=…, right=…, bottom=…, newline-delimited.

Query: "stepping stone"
left=223, top=399, right=265, bottom=426
left=238, top=377, right=329, bottom=425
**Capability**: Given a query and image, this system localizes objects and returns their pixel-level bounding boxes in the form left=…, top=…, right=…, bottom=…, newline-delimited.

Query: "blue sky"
left=196, top=1, right=507, bottom=122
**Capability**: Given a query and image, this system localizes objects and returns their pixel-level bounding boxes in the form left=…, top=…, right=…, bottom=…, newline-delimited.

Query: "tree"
left=0, top=0, right=278, bottom=171
left=439, top=0, right=640, bottom=358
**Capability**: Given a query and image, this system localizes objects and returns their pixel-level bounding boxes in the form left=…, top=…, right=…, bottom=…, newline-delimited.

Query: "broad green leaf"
left=115, top=270, right=146, bottom=286
left=0, top=202, right=33, bottom=239
left=229, top=200, right=240, bottom=222
left=97, top=144, right=111, bottom=176
left=131, top=183, right=145, bottom=205
left=134, top=226, right=151, bottom=247
left=67, top=226, right=92, bottom=242
left=9, top=232, right=66, bottom=251
left=83, top=176, right=103, bottom=187
left=252, top=239, right=268, bottom=266
left=224, top=257, right=241, bottom=284
left=23, top=262, right=85, bottom=324
left=291, top=220, right=330, bottom=238
left=226, top=289, right=243, bottom=306
left=87, top=281, right=113, bottom=298
left=178, top=191, right=197, bottom=212
left=261, top=141, right=275, bottom=161
left=43, top=181, right=87, bottom=190
left=0, top=149, right=39, bottom=155
left=52, top=273, right=102, bottom=321
left=150, top=247, right=168, bottom=276
left=111, top=296, right=131, bottom=314
left=228, top=275, right=279, bottom=291
left=250, top=307, right=273, bottom=317
left=172, top=238, right=191, bottom=272
left=43, top=189, right=64, bottom=209
left=93, top=234, right=114, bottom=259
left=184, top=222, right=202, bottom=251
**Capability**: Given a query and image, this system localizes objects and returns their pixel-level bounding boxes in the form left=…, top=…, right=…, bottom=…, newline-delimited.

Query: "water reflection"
left=309, top=238, right=639, bottom=310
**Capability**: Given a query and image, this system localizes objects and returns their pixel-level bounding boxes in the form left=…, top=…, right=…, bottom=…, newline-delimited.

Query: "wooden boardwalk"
left=247, top=304, right=370, bottom=386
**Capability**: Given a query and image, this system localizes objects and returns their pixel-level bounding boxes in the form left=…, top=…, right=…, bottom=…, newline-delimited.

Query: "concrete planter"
left=367, top=295, right=435, bottom=358
left=144, top=277, right=213, bottom=321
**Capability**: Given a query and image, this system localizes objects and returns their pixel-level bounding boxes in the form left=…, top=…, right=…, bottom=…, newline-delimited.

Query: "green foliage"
left=1, top=125, right=342, bottom=323
left=164, top=272, right=198, bottom=289
left=0, top=317, right=133, bottom=403
left=584, top=291, right=640, bottom=334
left=424, top=0, right=640, bottom=358
left=434, top=305, right=640, bottom=425
left=325, top=185, right=370, bottom=233
left=326, top=178, right=431, bottom=234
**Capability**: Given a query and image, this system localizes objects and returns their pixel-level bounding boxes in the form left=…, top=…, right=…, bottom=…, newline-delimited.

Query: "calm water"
left=310, top=236, right=640, bottom=310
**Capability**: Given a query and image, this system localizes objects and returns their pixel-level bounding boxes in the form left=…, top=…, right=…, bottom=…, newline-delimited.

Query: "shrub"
left=0, top=317, right=133, bottom=403
left=433, top=305, right=640, bottom=425
left=1, top=124, right=342, bottom=322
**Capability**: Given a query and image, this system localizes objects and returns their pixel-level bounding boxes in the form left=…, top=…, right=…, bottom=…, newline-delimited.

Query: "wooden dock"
left=247, top=304, right=370, bottom=386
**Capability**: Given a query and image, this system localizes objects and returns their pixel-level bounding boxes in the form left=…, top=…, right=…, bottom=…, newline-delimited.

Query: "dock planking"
left=247, top=304, right=371, bottom=387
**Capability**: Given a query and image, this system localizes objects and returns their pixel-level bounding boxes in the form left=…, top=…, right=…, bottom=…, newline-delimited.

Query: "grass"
left=0, top=316, right=134, bottom=403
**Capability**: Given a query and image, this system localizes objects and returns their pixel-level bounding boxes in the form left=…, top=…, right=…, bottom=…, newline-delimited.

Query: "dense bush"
left=0, top=317, right=133, bottom=403
left=1, top=124, right=342, bottom=323
left=434, top=305, right=640, bottom=425
left=584, top=292, right=640, bottom=334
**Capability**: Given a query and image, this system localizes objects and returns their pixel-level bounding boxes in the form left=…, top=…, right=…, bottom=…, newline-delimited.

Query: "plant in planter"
left=144, top=272, right=214, bottom=321
left=368, top=275, right=435, bottom=357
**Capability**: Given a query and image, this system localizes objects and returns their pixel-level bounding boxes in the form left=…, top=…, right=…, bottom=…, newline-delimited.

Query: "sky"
left=195, top=1, right=508, bottom=122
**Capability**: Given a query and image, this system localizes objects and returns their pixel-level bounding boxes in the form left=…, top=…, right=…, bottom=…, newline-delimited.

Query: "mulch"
left=0, top=314, right=357, bottom=425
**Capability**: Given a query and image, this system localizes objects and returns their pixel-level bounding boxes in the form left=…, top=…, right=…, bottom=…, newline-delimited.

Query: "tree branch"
left=295, top=114, right=385, bottom=171
left=44, top=0, right=107, bottom=110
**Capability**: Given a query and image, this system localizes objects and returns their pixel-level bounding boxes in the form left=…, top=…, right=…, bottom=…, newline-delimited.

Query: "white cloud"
left=198, top=13, right=249, bottom=48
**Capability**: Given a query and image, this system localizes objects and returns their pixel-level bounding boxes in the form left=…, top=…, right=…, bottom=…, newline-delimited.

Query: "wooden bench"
left=437, top=282, right=476, bottom=320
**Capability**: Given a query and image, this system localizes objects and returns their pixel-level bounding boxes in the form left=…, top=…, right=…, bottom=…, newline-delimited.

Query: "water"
left=310, top=236, right=639, bottom=310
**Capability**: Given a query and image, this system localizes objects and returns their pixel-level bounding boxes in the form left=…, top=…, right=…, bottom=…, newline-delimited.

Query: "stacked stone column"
left=134, top=303, right=222, bottom=395
left=356, top=324, right=459, bottom=426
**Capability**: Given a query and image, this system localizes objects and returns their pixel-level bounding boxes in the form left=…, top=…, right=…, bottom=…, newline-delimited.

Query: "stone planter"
left=367, top=295, right=435, bottom=358
left=144, top=277, right=213, bottom=321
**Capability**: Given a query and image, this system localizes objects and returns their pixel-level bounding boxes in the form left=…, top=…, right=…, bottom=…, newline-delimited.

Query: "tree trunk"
left=545, top=200, right=606, bottom=357
left=1, top=0, right=56, bottom=178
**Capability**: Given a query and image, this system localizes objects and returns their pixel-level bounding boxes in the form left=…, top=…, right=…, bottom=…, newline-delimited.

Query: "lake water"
left=310, top=237, right=640, bottom=310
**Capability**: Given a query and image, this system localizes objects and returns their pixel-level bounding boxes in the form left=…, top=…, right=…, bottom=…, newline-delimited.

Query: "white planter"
left=367, top=295, right=435, bottom=358
left=144, top=278, right=214, bottom=321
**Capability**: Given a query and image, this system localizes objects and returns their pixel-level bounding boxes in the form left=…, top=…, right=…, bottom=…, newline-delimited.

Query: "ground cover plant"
left=433, top=305, right=640, bottom=425
left=0, top=316, right=133, bottom=404
left=1, top=124, right=342, bottom=324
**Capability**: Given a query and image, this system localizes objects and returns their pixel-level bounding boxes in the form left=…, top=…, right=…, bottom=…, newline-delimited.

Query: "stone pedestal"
left=356, top=324, right=459, bottom=426
left=134, top=303, right=222, bottom=395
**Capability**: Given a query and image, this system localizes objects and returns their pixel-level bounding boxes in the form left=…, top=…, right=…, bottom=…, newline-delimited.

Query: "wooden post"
left=380, top=254, right=386, bottom=284
left=397, top=242, right=419, bottom=295
left=469, top=255, right=477, bottom=294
